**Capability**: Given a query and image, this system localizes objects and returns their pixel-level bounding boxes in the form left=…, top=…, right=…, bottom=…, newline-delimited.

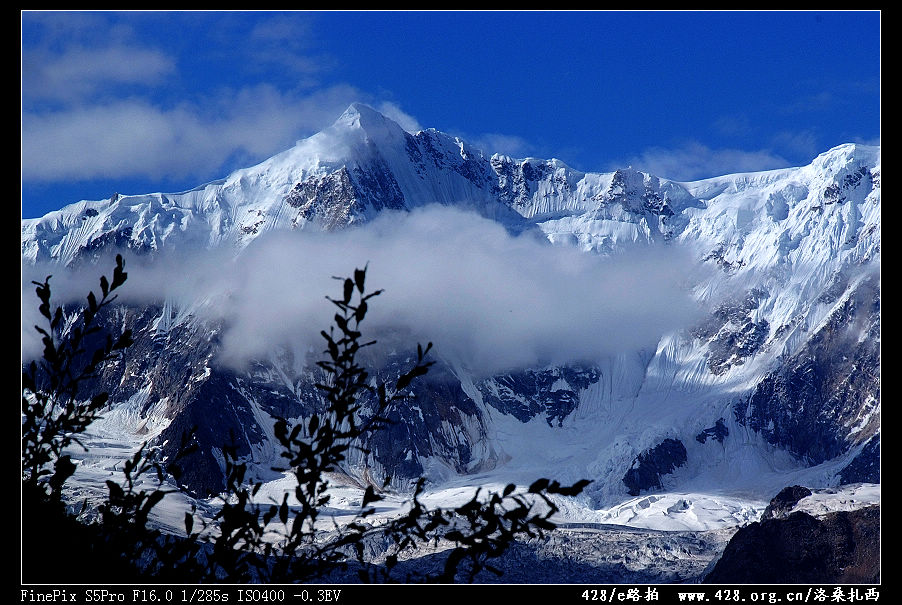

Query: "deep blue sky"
left=21, top=10, right=881, bottom=219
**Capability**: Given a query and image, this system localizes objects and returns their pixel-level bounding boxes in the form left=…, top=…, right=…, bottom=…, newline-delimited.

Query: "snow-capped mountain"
left=22, top=103, right=696, bottom=264
left=22, top=104, right=879, bottom=526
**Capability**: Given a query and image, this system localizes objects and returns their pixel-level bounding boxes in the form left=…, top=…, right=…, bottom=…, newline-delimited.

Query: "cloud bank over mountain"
left=22, top=205, right=704, bottom=377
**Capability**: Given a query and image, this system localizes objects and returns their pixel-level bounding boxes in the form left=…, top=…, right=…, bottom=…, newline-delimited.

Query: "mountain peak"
left=334, top=103, right=404, bottom=138
left=339, top=101, right=382, bottom=120
left=811, top=142, right=880, bottom=171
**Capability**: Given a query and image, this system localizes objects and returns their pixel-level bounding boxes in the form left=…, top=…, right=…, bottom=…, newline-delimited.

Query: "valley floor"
left=51, top=416, right=878, bottom=585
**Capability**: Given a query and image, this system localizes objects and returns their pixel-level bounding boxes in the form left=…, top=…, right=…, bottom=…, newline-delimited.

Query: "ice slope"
left=19, top=103, right=707, bottom=265
left=404, top=143, right=879, bottom=516
left=22, top=104, right=517, bottom=265
left=63, top=406, right=876, bottom=543
left=518, top=145, right=878, bottom=507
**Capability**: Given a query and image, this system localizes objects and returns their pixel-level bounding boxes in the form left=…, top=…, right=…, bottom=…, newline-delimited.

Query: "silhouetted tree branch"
left=21, top=261, right=589, bottom=584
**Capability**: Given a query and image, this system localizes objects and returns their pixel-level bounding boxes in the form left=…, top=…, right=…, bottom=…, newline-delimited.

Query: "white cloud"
left=22, top=44, right=176, bottom=104
left=468, top=132, right=536, bottom=159
left=712, top=114, right=752, bottom=138
left=20, top=14, right=368, bottom=186
left=376, top=102, right=423, bottom=134
left=21, top=85, right=365, bottom=183
left=242, top=12, right=330, bottom=79
left=19, top=25, right=415, bottom=187
left=32, top=206, right=700, bottom=378
left=23, top=206, right=702, bottom=376
left=853, top=135, right=881, bottom=147
left=770, top=130, right=821, bottom=160
left=620, top=142, right=791, bottom=181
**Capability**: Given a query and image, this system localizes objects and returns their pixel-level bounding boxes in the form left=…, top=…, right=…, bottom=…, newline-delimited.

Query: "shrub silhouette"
left=21, top=259, right=589, bottom=583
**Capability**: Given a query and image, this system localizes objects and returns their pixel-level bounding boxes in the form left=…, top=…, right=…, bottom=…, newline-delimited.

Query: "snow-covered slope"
left=22, top=104, right=879, bottom=538
left=22, top=104, right=522, bottom=265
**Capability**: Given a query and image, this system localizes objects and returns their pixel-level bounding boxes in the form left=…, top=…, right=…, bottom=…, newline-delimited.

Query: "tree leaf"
left=555, top=478, right=592, bottom=496
left=362, top=485, right=383, bottom=507
left=50, top=456, right=77, bottom=492
left=528, top=478, right=550, bottom=493
left=279, top=494, right=289, bottom=524
left=354, top=267, right=366, bottom=293
left=106, top=480, right=124, bottom=502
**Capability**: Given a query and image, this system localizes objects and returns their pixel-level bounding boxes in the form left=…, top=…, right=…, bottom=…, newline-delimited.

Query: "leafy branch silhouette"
left=21, top=260, right=589, bottom=583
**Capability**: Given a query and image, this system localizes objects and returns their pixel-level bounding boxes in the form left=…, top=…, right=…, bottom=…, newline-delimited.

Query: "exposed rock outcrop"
left=622, top=439, right=687, bottom=496
left=760, top=485, right=812, bottom=520
left=705, top=504, right=879, bottom=584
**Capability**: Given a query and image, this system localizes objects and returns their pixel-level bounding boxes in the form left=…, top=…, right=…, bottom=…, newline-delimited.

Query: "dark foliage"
left=22, top=254, right=132, bottom=501
left=21, top=261, right=589, bottom=583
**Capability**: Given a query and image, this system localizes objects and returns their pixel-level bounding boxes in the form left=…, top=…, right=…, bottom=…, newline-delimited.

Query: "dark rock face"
left=602, top=169, right=646, bottom=212
left=78, top=226, right=143, bottom=263
left=817, top=271, right=850, bottom=305
left=705, top=505, right=880, bottom=584
left=363, top=364, right=488, bottom=487
left=695, top=418, right=729, bottom=444
left=587, top=169, right=678, bottom=227
left=838, top=435, right=880, bottom=485
left=706, top=319, right=769, bottom=376
left=760, top=485, right=813, bottom=520
left=490, top=156, right=550, bottom=209
left=702, top=243, right=746, bottom=273
left=622, top=439, right=688, bottom=496
left=733, top=275, right=880, bottom=469
left=489, top=155, right=581, bottom=214
left=75, top=303, right=305, bottom=496
left=350, top=147, right=408, bottom=212
left=692, top=288, right=770, bottom=375
left=412, top=130, right=491, bottom=188
left=823, top=165, right=874, bottom=205
left=155, top=372, right=276, bottom=495
left=76, top=304, right=489, bottom=497
left=284, top=167, right=360, bottom=229
left=642, top=185, right=674, bottom=217
left=284, top=154, right=406, bottom=230
left=477, top=366, right=601, bottom=427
